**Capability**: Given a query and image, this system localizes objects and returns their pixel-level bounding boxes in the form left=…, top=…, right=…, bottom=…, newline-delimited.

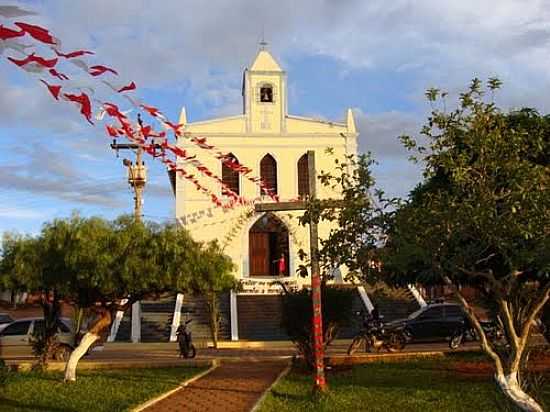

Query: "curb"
left=131, top=359, right=219, bottom=412
left=8, top=358, right=211, bottom=372
left=327, top=351, right=445, bottom=366
left=250, top=362, right=291, bottom=412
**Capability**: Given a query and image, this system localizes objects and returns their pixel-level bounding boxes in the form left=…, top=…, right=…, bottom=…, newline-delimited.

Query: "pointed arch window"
left=260, top=154, right=277, bottom=196
left=297, top=153, right=309, bottom=197
left=222, top=153, right=240, bottom=196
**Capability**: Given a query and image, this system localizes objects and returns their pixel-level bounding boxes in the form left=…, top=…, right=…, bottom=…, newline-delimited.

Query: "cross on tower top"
left=259, top=26, right=268, bottom=50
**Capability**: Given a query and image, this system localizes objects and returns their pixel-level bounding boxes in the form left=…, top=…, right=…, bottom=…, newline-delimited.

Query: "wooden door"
left=249, top=232, right=270, bottom=276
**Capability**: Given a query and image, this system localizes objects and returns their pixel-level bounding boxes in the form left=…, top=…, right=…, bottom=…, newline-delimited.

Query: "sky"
left=1, top=0, right=550, bottom=235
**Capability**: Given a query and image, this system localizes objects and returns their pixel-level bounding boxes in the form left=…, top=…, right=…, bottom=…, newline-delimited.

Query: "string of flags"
left=0, top=5, right=280, bottom=210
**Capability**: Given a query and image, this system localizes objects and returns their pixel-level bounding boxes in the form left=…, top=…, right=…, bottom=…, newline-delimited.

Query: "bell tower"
left=242, top=44, right=287, bottom=134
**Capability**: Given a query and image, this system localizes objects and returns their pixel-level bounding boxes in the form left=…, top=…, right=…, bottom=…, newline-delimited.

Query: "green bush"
left=281, top=286, right=353, bottom=368
left=0, top=359, right=11, bottom=388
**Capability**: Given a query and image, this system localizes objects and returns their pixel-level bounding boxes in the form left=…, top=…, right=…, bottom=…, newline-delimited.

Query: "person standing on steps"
left=275, top=253, right=286, bottom=276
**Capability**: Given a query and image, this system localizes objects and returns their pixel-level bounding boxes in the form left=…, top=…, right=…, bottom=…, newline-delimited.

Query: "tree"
left=310, top=151, right=392, bottom=283
left=384, top=80, right=550, bottom=412
left=0, top=214, right=200, bottom=381
left=0, top=232, right=66, bottom=366
left=188, top=241, right=237, bottom=349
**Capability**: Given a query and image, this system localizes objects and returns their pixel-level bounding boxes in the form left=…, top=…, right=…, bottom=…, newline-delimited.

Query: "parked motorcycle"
left=347, top=311, right=407, bottom=355
left=176, top=319, right=196, bottom=359
left=449, top=319, right=505, bottom=349
left=449, top=325, right=477, bottom=349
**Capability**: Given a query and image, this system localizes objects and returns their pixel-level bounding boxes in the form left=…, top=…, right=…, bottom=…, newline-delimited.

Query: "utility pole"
left=111, top=142, right=147, bottom=222
left=121, top=146, right=146, bottom=223
left=111, top=114, right=152, bottom=222
left=110, top=117, right=152, bottom=344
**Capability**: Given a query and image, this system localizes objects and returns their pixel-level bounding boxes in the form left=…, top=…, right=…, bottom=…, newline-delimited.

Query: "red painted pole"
left=307, top=150, right=327, bottom=392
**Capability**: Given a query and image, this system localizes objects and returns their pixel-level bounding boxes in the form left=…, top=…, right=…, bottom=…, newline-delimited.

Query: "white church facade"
left=175, top=47, right=358, bottom=295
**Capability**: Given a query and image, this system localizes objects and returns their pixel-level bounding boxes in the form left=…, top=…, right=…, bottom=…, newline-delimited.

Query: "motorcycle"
left=449, top=319, right=505, bottom=349
left=347, top=311, right=407, bottom=355
left=176, top=319, right=196, bottom=359
left=449, top=324, right=477, bottom=349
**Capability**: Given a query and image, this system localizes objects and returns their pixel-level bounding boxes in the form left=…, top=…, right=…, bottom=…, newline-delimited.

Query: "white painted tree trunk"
left=496, top=372, right=544, bottom=412
left=64, top=332, right=99, bottom=382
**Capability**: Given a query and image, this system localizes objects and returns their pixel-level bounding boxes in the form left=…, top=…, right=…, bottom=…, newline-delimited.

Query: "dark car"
left=387, top=303, right=468, bottom=342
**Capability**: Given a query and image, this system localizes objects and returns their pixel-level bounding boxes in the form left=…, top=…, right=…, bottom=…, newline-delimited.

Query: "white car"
left=0, top=314, right=13, bottom=333
left=0, top=317, right=75, bottom=360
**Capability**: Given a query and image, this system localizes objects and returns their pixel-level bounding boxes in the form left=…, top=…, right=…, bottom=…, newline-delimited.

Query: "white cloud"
left=0, top=206, right=47, bottom=220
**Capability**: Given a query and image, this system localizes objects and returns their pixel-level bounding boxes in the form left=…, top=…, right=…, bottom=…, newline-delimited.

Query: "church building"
left=107, top=46, right=424, bottom=343
left=176, top=47, right=357, bottom=289
left=171, top=46, right=360, bottom=340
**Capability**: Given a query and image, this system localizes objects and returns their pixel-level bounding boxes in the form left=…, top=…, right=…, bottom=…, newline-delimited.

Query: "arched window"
left=260, top=85, right=273, bottom=102
left=297, top=153, right=309, bottom=197
left=222, top=153, right=240, bottom=196
left=260, top=154, right=277, bottom=196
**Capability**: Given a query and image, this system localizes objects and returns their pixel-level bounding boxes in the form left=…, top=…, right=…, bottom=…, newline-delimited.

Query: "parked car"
left=0, top=314, right=13, bottom=333
left=386, top=303, right=469, bottom=343
left=0, top=317, right=75, bottom=360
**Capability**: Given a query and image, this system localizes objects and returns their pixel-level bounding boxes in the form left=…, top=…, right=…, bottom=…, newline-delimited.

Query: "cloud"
left=0, top=206, right=47, bottom=220
left=355, top=109, right=420, bottom=159
left=355, top=109, right=424, bottom=199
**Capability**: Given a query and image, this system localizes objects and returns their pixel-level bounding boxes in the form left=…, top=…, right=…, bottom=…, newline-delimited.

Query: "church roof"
left=250, top=49, right=283, bottom=72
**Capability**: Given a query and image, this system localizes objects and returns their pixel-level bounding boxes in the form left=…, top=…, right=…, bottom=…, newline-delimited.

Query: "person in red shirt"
left=278, top=253, right=286, bottom=276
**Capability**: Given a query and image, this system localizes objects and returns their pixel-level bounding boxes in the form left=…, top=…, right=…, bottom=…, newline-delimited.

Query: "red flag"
left=102, top=103, right=126, bottom=119
left=164, top=120, right=183, bottom=134
left=49, top=68, right=69, bottom=81
left=141, top=104, right=161, bottom=117
left=14, top=22, right=57, bottom=45
left=54, top=49, right=94, bottom=59
left=40, top=80, right=61, bottom=100
left=89, top=65, right=118, bottom=76
left=64, top=92, right=93, bottom=124
left=106, top=125, right=120, bottom=137
left=8, top=53, right=58, bottom=68
left=0, top=25, right=24, bottom=40
left=117, top=81, right=136, bottom=93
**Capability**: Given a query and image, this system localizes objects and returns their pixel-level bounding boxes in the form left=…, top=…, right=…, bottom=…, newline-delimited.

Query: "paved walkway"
left=142, top=360, right=287, bottom=412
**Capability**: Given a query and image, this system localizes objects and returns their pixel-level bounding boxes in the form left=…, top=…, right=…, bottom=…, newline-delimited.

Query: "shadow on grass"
left=269, top=390, right=310, bottom=402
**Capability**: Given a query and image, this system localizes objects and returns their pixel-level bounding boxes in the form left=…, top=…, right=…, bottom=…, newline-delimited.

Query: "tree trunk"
left=208, top=293, right=219, bottom=349
left=64, top=332, right=99, bottom=382
left=444, top=276, right=550, bottom=412
left=64, top=308, right=111, bottom=382
left=495, top=372, right=544, bottom=412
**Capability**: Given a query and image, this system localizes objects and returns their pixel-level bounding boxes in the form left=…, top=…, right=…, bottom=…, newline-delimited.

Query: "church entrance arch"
left=248, top=213, right=289, bottom=277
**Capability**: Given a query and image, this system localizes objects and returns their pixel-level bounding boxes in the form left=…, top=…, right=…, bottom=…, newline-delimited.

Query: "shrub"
left=281, top=286, right=353, bottom=368
left=0, top=359, right=11, bottom=389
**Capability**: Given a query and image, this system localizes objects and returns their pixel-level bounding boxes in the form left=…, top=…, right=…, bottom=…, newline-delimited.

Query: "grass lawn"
left=0, top=365, right=205, bottom=412
left=258, top=354, right=550, bottom=412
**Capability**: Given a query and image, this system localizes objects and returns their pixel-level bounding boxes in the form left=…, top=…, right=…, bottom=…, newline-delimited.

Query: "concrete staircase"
left=138, top=293, right=231, bottom=343
left=140, top=295, right=175, bottom=342
left=180, top=293, right=231, bottom=342
left=237, top=295, right=288, bottom=340
left=116, top=312, right=132, bottom=342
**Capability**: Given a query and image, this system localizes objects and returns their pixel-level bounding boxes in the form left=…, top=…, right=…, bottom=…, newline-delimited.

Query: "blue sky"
left=2, top=0, right=550, bottom=235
